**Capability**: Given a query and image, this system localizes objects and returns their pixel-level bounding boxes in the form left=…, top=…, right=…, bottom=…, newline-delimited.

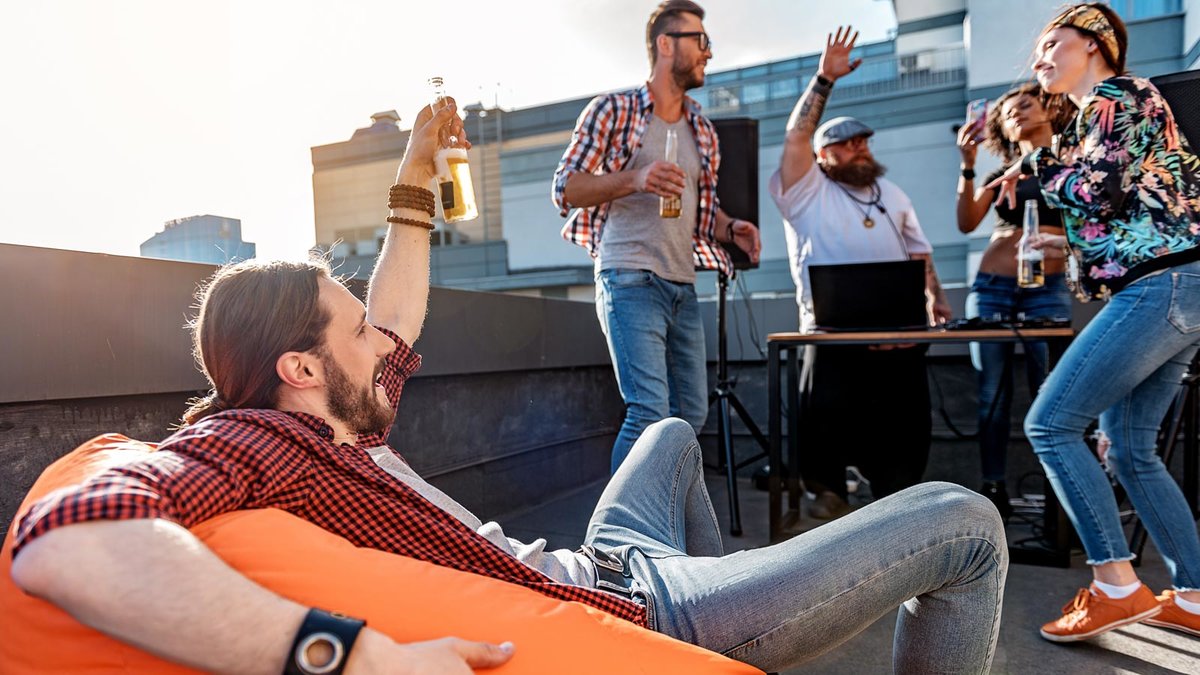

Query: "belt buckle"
left=580, top=544, right=625, bottom=575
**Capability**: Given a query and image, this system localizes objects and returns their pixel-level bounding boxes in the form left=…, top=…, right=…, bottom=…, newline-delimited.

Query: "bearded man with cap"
left=770, top=26, right=952, bottom=520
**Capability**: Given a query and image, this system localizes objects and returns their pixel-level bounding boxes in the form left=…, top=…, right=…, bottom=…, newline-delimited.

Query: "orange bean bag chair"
left=0, top=433, right=760, bottom=674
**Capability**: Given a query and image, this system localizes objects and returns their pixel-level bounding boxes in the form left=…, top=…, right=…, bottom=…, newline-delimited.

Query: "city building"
left=313, top=0, right=1197, bottom=304
left=139, top=214, right=256, bottom=265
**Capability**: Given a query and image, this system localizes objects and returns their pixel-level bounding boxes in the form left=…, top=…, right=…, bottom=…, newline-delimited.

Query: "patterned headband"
left=1043, top=5, right=1120, bottom=67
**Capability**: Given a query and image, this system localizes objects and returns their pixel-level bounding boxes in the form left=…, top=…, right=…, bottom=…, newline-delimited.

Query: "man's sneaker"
left=1142, top=589, right=1200, bottom=637
left=1040, top=583, right=1162, bottom=642
left=808, top=491, right=851, bottom=520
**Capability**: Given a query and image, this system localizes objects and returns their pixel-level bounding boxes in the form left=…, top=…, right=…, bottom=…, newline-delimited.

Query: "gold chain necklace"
left=833, top=180, right=884, bottom=228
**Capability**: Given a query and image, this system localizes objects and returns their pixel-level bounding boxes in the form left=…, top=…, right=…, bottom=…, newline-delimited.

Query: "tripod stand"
left=709, top=271, right=769, bottom=536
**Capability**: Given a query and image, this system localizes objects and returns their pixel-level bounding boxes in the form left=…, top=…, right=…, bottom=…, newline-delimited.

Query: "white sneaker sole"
left=1040, top=606, right=1163, bottom=642
left=1143, top=615, right=1200, bottom=637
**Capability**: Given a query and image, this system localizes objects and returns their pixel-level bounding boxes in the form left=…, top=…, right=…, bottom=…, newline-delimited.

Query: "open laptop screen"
left=808, top=260, right=928, bottom=332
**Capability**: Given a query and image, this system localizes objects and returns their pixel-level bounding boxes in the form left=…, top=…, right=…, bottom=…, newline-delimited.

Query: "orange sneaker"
left=1142, top=589, right=1200, bottom=637
left=1039, top=583, right=1162, bottom=642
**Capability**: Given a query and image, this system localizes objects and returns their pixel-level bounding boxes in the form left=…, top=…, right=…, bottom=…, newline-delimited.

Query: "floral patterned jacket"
left=1026, top=75, right=1200, bottom=300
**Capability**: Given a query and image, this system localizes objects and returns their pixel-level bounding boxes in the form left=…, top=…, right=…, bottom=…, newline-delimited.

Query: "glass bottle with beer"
left=1018, top=199, right=1044, bottom=288
left=428, top=76, right=479, bottom=224
left=660, top=128, right=682, bottom=218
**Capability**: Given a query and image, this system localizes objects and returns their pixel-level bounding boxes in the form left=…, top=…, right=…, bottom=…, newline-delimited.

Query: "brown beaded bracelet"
left=388, top=184, right=435, bottom=200
left=386, top=215, right=436, bottom=230
left=388, top=184, right=436, bottom=217
left=388, top=200, right=436, bottom=216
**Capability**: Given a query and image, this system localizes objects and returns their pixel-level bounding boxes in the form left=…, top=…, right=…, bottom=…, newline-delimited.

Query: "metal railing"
left=1113, top=0, right=1182, bottom=20
left=693, top=46, right=966, bottom=115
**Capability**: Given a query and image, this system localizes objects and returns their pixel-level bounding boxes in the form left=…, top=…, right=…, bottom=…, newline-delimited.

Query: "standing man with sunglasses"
left=772, top=27, right=952, bottom=519
left=553, top=0, right=761, bottom=473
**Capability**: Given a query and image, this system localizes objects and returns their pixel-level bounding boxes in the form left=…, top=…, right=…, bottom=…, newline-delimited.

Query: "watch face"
left=296, top=632, right=344, bottom=675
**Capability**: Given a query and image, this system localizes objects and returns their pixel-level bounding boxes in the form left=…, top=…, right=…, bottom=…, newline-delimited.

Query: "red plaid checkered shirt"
left=551, top=83, right=733, bottom=275
left=14, top=327, right=646, bottom=627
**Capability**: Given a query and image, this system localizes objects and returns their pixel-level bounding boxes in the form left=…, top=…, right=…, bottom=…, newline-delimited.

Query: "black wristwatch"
left=284, top=608, right=366, bottom=675
left=961, top=167, right=976, bottom=180
left=815, top=73, right=834, bottom=88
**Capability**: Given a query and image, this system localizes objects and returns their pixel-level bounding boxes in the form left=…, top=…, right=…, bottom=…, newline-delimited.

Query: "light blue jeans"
left=1025, top=260, right=1200, bottom=590
left=595, top=268, right=708, bottom=473
left=966, top=273, right=1072, bottom=482
left=585, top=419, right=1007, bottom=673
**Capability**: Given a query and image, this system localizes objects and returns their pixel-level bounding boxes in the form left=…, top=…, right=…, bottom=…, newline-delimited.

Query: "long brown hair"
left=181, top=257, right=333, bottom=426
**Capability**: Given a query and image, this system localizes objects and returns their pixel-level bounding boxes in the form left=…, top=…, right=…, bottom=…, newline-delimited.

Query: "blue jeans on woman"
left=967, top=273, right=1071, bottom=482
left=585, top=418, right=1007, bottom=673
left=595, top=268, right=708, bottom=473
left=1025, top=260, right=1200, bottom=590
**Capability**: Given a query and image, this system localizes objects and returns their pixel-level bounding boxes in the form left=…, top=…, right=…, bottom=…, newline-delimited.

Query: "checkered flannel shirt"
left=14, top=327, right=646, bottom=627
left=551, top=83, right=733, bottom=275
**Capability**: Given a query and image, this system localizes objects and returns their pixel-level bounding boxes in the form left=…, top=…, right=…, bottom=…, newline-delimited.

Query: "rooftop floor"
left=498, top=440, right=1200, bottom=674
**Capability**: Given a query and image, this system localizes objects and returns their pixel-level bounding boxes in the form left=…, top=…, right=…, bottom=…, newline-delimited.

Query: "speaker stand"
left=709, top=271, right=769, bottom=536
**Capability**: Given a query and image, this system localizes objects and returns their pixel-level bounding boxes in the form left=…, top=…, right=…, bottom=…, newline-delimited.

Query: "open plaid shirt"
left=14, top=327, right=646, bottom=627
left=551, top=84, right=732, bottom=275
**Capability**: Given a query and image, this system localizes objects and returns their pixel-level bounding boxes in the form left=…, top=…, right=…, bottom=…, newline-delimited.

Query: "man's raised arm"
left=366, top=101, right=463, bottom=345
left=779, top=26, right=862, bottom=193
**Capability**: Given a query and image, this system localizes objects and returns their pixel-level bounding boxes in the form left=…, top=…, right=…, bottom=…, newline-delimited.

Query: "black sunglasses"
left=664, top=31, right=712, bottom=52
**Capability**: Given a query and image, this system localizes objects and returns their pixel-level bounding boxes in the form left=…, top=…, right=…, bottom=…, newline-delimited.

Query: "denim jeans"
left=585, top=419, right=1007, bottom=673
left=966, top=273, right=1071, bottom=482
left=1025, top=260, right=1200, bottom=590
left=595, top=268, right=708, bottom=473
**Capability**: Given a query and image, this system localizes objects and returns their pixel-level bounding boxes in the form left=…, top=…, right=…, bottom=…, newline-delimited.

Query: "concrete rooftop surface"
left=499, top=444, right=1200, bottom=675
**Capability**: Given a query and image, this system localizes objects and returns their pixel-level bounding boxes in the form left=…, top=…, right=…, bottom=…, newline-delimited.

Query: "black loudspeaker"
left=1152, top=69, right=1200, bottom=150
left=712, top=117, right=760, bottom=271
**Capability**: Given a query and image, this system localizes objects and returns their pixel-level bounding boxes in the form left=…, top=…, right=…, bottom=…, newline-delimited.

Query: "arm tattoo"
left=786, top=75, right=832, bottom=136
left=924, top=257, right=944, bottom=297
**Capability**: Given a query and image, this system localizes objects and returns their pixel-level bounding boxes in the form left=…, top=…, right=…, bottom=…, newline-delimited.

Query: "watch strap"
left=961, top=167, right=976, bottom=180
left=284, top=608, right=366, bottom=675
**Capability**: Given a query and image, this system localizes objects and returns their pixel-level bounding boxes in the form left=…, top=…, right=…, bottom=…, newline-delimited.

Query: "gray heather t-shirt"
left=364, top=445, right=596, bottom=587
left=597, top=115, right=701, bottom=283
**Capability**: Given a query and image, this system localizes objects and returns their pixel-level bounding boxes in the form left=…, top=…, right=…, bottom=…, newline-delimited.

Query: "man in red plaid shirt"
left=12, top=100, right=528, bottom=674
left=13, top=6, right=1008, bottom=674
left=552, top=0, right=761, bottom=473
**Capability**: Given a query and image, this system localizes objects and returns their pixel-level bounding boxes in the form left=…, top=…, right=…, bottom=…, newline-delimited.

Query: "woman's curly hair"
left=982, top=82, right=1077, bottom=164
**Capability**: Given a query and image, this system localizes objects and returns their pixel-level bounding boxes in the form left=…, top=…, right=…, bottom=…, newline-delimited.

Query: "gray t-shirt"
left=597, top=115, right=701, bottom=283
left=364, top=445, right=596, bottom=587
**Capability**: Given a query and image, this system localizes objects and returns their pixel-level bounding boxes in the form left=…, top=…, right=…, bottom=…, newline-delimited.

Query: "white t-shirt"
left=769, top=166, right=932, bottom=330
left=364, top=445, right=596, bottom=587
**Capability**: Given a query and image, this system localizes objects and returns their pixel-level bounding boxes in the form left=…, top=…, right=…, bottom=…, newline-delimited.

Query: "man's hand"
left=635, top=161, right=687, bottom=198
left=731, top=219, right=761, bottom=264
left=346, top=632, right=514, bottom=675
left=399, top=638, right=514, bottom=674
left=818, top=26, right=862, bottom=82
left=396, top=98, right=470, bottom=187
left=931, top=296, right=953, bottom=325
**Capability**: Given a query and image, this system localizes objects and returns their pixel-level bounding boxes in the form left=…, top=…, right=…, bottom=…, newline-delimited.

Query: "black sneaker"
left=981, top=480, right=1013, bottom=522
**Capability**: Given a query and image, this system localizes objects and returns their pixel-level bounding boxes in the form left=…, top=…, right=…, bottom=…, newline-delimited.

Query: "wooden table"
left=766, top=327, right=1076, bottom=565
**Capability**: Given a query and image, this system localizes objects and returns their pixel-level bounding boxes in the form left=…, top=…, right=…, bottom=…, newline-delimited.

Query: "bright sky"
left=0, top=0, right=895, bottom=261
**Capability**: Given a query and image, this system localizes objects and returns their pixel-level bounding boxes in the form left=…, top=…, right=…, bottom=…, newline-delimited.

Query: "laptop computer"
left=808, top=260, right=928, bottom=332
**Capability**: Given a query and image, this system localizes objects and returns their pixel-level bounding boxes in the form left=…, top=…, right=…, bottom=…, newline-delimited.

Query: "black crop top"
left=984, top=167, right=1062, bottom=230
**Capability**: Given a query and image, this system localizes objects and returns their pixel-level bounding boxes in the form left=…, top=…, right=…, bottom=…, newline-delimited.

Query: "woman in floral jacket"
left=989, top=2, right=1200, bottom=643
